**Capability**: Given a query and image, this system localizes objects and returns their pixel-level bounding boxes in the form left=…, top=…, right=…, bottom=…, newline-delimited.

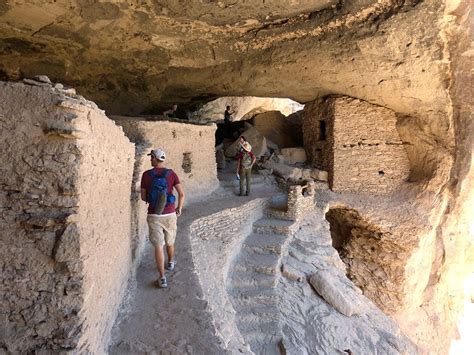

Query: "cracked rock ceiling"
left=0, top=0, right=452, bottom=118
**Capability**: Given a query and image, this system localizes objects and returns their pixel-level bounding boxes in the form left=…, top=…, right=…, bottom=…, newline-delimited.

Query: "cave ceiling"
left=0, top=0, right=450, bottom=117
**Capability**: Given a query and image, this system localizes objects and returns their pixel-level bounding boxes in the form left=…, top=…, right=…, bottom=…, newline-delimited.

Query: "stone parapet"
left=189, top=198, right=268, bottom=349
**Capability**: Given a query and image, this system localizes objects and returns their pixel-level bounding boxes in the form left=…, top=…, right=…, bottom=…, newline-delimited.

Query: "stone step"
left=229, top=272, right=279, bottom=290
left=237, top=305, right=280, bottom=323
left=233, top=253, right=281, bottom=275
left=253, top=218, right=298, bottom=235
left=236, top=318, right=280, bottom=333
left=265, top=208, right=295, bottom=221
left=231, top=289, right=280, bottom=308
left=242, top=233, right=287, bottom=255
left=244, top=333, right=282, bottom=353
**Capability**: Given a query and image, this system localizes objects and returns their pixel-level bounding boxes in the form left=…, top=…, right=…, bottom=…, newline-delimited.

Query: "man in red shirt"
left=141, top=148, right=185, bottom=288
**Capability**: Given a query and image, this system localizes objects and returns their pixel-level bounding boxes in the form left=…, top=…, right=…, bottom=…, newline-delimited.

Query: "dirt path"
left=109, top=184, right=277, bottom=354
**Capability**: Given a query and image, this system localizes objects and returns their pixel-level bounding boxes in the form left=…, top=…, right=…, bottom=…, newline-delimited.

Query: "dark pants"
left=239, top=168, right=252, bottom=195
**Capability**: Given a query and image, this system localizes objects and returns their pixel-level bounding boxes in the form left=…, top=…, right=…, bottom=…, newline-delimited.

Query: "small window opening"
left=378, top=170, right=384, bottom=176
left=182, top=152, right=192, bottom=173
left=319, top=120, right=326, bottom=141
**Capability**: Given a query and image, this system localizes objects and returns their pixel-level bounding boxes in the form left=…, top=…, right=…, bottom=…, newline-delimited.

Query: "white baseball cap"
left=147, top=148, right=166, bottom=161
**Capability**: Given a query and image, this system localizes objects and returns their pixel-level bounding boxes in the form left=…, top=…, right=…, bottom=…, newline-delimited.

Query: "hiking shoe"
left=156, top=277, right=168, bottom=288
left=166, top=260, right=175, bottom=271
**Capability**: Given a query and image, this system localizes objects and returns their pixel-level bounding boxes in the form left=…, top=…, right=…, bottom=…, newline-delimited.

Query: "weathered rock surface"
left=309, top=271, right=365, bottom=317
left=0, top=0, right=458, bottom=120
left=251, top=111, right=299, bottom=148
left=190, top=97, right=303, bottom=122
left=225, top=125, right=267, bottom=158
left=281, top=147, right=307, bottom=164
left=0, top=0, right=472, bottom=354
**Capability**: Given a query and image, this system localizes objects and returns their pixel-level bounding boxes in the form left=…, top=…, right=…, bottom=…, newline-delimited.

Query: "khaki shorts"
left=146, top=213, right=177, bottom=247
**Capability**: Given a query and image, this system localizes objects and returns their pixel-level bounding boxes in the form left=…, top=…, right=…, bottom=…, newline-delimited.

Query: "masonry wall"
left=0, top=81, right=134, bottom=353
left=302, top=99, right=333, bottom=170
left=331, top=97, right=410, bottom=194
left=304, top=96, right=410, bottom=194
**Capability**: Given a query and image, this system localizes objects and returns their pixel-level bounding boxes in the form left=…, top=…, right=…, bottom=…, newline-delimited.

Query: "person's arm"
left=141, top=188, right=147, bottom=202
left=174, top=183, right=185, bottom=216
left=163, top=109, right=171, bottom=116
left=236, top=158, right=241, bottom=174
left=250, top=152, right=257, bottom=169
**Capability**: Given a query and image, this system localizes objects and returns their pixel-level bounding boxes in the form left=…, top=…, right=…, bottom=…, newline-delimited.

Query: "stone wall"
left=302, top=98, right=333, bottom=170
left=333, top=97, right=410, bottom=194
left=0, top=81, right=134, bottom=353
left=268, top=181, right=316, bottom=221
left=189, top=198, right=268, bottom=348
left=304, top=96, right=410, bottom=194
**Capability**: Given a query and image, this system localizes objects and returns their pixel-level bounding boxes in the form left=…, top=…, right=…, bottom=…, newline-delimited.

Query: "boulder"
left=225, top=125, right=267, bottom=158
left=251, top=111, right=297, bottom=148
left=311, top=168, right=329, bottom=182
left=263, top=160, right=303, bottom=181
left=309, top=271, right=366, bottom=317
left=281, top=147, right=307, bottom=164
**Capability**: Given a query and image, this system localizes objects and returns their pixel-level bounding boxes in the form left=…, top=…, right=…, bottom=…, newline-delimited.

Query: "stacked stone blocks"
left=268, top=181, right=316, bottom=221
left=303, top=96, right=410, bottom=194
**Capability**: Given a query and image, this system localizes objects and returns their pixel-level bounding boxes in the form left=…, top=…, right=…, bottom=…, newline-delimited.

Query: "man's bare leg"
left=166, top=245, right=175, bottom=263
left=154, top=245, right=165, bottom=278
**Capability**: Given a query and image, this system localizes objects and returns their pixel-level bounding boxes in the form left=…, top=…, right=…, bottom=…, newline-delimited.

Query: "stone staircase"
left=227, top=204, right=299, bottom=354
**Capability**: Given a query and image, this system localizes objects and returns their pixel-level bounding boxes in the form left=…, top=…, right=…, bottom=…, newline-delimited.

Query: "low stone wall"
left=189, top=198, right=268, bottom=348
left=0, top=81, right=134, bottom=353
left=269, top=182, right=316, bottom=221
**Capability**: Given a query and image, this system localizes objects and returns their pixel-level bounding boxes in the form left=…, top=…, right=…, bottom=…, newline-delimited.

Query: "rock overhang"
left=0, top=0, right=451, bottom=117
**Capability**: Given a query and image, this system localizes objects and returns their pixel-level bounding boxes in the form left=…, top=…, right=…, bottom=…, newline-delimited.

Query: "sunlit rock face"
left=0, top=0, right=472, bottom=354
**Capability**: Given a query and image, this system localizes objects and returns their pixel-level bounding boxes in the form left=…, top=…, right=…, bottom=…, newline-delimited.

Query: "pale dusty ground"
left=109, top=169, right=416, bottom=354
left=109, top=179, right=277, bottom=354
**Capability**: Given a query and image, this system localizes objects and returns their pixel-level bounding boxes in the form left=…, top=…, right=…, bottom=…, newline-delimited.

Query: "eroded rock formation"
left=0, top=0, right=472, bottom=354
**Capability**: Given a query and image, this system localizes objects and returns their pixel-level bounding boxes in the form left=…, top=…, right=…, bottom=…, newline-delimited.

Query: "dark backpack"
left=148, top=169, right=176, bottom=214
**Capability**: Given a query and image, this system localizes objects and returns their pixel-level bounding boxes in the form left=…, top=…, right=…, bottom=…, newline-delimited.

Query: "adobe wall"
left=0, top=81, right=135, bottom=353
left=113, top=117, right=218, bottom=200
left=111, top=117, right=219, bottom=271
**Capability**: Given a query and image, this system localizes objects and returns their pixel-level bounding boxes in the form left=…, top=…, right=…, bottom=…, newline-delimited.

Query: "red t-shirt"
left=236, top=151, right=255, bottom=160
left=141, top=168, right=180, bottom=215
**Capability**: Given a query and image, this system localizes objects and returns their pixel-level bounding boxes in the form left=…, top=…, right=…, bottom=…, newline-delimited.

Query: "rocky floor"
left=109, top=169, right=417, bottom=354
